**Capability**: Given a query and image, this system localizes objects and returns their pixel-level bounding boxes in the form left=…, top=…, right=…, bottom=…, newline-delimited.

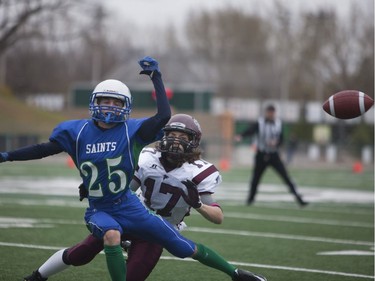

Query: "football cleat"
left=232, top=268, right=267, bottom=281
left=121, top=240, right=132, bottom=253
left=296, top=195, right=309, bottom=207
left=23, top=270, right=48, bottom=281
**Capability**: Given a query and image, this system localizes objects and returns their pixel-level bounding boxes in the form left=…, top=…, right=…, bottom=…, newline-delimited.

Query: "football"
left=322, top=90, right=374, bottom=119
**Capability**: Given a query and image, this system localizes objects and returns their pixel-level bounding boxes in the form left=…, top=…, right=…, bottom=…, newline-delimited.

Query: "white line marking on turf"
left=230, top=260, right=374, bottom=279
left=1, top=242, right=372, bottom=279
left=190, top=212, right=374, bottom=228
left=0, top=217, right=83, bottom=229
left=2, top=196, right=372, bottom=216
left=216, top=183, right=374, bottom=204
left=0, top=242, right=62, bottom=251
left=317, top=250, right=374, bottom=256
left=185, top=227, right=373, bottom=246
left=0, top=217, right=372, bottom=246
left=161, top=257, right=375, bottom=279
left=240, top=203, right=374, bottom=216
left=1, top=179, right=374, bottom=204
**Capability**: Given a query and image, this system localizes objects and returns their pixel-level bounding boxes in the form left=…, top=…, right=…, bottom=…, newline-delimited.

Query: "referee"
left=235, top=105, right=308, bottom=206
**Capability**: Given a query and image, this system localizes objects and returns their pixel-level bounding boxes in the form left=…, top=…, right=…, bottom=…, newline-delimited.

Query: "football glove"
left=181, top=180, right=202, bottom=209
left=0, top=152, right=8, bottom=163
left=138, top=56, right=160, bottom=78
left=78, top=183, right=88, bottom=201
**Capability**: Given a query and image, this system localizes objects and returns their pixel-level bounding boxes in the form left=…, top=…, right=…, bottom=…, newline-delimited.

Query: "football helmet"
left=89, top=79, right=132, bottom=123
left=157, top=114, right=202, bottom=165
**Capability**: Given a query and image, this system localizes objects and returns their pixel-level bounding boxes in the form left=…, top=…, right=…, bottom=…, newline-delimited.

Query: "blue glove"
left=138, top=56, right=160, bottom=77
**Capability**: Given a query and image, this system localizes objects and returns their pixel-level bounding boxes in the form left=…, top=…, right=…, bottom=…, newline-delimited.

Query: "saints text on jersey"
left=86, top=142, right=117, bottom=154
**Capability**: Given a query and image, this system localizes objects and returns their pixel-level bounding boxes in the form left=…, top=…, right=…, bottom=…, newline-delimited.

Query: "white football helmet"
left=89, top=79, right=132, bottom=123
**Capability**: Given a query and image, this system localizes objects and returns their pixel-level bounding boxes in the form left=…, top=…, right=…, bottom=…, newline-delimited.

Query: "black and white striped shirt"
left=240, top=117, right=283, bottom=153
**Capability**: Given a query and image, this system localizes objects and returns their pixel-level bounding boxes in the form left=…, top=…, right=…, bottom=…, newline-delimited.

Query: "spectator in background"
left=235, top=105, right=308, bottom=206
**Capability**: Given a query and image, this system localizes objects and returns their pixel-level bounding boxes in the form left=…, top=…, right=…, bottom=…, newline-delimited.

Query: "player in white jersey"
left=133, top=146, right=222, bottom=227
left=125, top=113, right=228, bottom=280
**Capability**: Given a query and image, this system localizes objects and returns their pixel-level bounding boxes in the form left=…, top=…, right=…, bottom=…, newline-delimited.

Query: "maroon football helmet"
left=157, top=114, right=202, bottom=164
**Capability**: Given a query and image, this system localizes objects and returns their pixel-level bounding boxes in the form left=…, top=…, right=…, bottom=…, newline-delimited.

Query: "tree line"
left=0, top=0, right=373, bottom=104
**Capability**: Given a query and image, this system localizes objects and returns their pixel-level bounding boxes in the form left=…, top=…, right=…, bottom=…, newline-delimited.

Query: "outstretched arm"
left=181, top=180, right=224, bottom=224
left=0, top=141, right=63, bottom=162
left=196, top=194, right=224, bottom=224
left=240, top=122, right=259, bottom=138
left=234, top=122, right=259, bottom=142
left=137, top=57, right=171, bottom=143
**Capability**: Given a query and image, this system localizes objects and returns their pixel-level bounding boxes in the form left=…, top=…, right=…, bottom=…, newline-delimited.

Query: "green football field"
left=0, top=160, right=373, bottom=281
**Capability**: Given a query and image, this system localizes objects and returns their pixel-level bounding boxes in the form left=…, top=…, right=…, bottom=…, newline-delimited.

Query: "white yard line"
left=0, top=217, right=372, bottom=246
left=185, top=227, right=373, bottom=246
left=216, top=183, right=374, bottom=204
left=0, top=178, right=373, bottom=204
left=0, top=242, right=373, bottom=279
left=317, top=250, right=374, bottom=256
left=1, top=206, right=373, bottom=230
left=229, top=260, right=374, bottom=279
left=221, top=202, right=374, bottom=216
left=1, top=197, right=372, bottom=217
left=200, top=212, right=374, bottom=228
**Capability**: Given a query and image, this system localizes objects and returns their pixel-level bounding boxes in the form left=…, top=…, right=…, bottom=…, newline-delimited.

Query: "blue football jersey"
left=49, top=118, right=154, bottom=204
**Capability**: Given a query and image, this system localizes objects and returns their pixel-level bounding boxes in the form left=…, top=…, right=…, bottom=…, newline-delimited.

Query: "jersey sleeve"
left=192, top=163, right=222, bottom=194
left=127, top=118, right=163, bottom=169
left=130, top=118, right=163, bottom=146
left=49, top=120, right=87, bottom=156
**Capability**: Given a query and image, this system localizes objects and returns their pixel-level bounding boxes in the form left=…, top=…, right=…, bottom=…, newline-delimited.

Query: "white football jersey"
left=134, top=148, right=222, bottom=226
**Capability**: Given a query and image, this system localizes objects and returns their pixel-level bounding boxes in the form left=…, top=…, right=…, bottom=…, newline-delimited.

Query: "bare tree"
left=1, top=1, right=127, bottom=96
left=0, top=0, right=77, bottom=86
left=185, top=8, right=272, bottom=99
left=0, top=0, right=81, bottom=55
left=291, top=0, right=373, bottom=101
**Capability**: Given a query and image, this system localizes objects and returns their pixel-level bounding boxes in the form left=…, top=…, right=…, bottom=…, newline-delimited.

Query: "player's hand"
left=78, top=183, right=88, bottom=201
left=0, top=152, right=8, bottom=163
left=181, top=180, right=202, bottom=209
left=138, top=56, right=160, bottom=77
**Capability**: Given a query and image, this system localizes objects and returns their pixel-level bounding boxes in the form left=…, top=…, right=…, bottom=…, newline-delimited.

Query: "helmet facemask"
left=157, top=129, right=201, bottom=167
left=89, top=79, right=132, bottom=123
left=157, top=114, right=203, bottom=167
left=90, top=93, right=132, bottom=123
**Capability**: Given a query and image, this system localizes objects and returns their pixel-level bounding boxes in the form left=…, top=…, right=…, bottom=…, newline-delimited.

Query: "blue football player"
left=23, top=114, right=268, bottom=281
left=2, top=57, right=266, bottom=281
